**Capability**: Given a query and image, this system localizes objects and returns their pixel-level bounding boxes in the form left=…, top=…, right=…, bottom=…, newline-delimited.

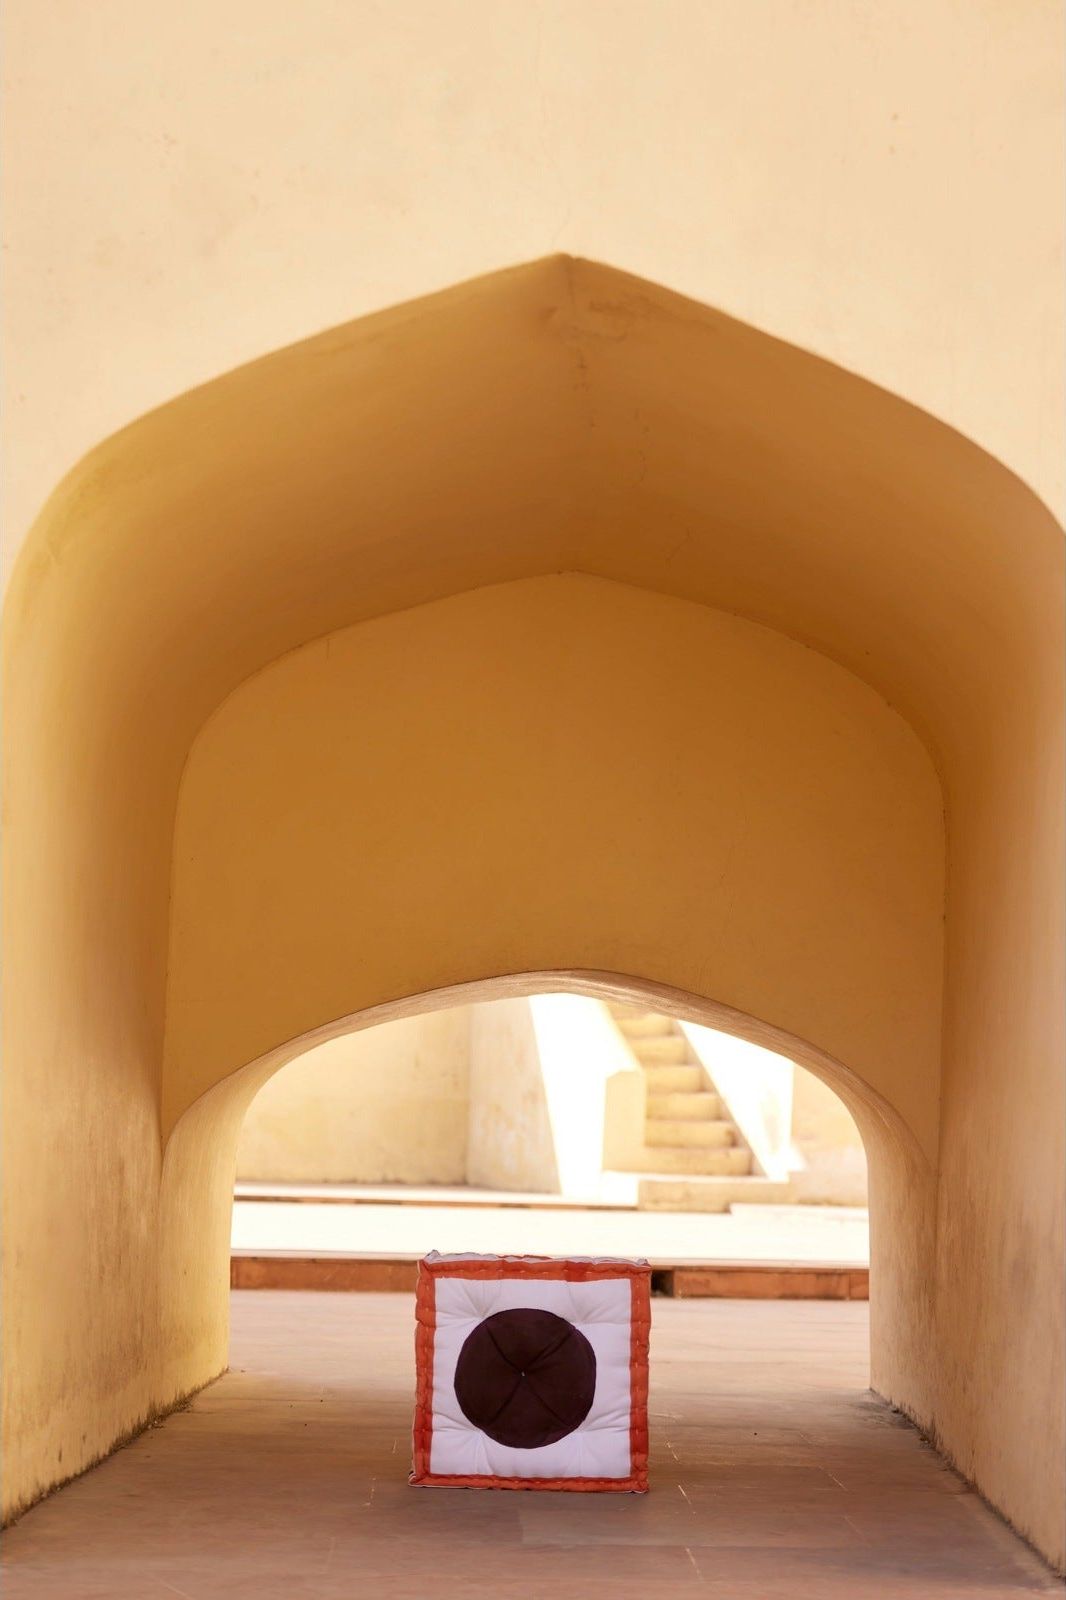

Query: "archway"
left=166, top=971, right=909, bottom=1406
left=3, top=257, right=1061, bottom=1565
left=230, top=989, right=872, bottom=1214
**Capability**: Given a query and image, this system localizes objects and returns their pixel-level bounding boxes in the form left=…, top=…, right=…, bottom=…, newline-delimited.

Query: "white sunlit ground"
left=231, top=1185, right=869, bottom=1264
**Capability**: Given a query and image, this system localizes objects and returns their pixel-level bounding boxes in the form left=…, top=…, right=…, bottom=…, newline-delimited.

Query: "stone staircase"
left=608, top=1004, right=791, bottom=1211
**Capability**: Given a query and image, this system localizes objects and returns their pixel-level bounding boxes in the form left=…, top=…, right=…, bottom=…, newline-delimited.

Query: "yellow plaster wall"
left=2, top=256, right=1062, bottom=1565
left=166, top=578, right=944, bottom=1148
left=933, top=706, right=1066, bottom=1545
left=235, top=1009, right=472, bottom=1185
left=161, top=577, right=945, bottom=1473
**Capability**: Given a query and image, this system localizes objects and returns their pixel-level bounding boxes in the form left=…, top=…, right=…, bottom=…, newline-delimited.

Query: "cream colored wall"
left=790, top=1067, right=868, bottom=1207
left=527, top=996, right=642, bottom=1194
left=238, top=993, right=644, bottom=1198
left=2, top=0, right=1061, bottom=572
left=482, top=994, right=641, bottom=1199
left=235, top=1008, right=471, bottom=1185
left=669, top=1024, right=868, bottom=1201
left=466, top=999, right=557, bottom=1193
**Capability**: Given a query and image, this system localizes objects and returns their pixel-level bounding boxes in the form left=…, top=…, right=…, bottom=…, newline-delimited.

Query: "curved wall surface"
left=2, top=260, right=1062, bottom=1563
left=3, top=1, right=1061, bottom=559
left=166, top=577, right=944, bottom=1145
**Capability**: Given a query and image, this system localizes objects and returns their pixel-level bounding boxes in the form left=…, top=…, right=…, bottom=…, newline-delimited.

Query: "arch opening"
left=162, top=971, right=921, bottom=1441
left=231, top=980, right=875, bottom=1208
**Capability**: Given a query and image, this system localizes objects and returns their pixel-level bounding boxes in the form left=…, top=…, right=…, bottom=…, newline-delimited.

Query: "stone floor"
left=3, top=1292, right=1058, bottom=1598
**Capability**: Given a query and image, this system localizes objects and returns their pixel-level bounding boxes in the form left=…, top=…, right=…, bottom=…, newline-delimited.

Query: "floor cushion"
left=410, top=1251, right=651, bottom=1492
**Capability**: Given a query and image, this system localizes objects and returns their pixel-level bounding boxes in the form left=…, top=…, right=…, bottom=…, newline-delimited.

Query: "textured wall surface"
left=3, top=63, right=1062, bottom=1559
left=465, top=999, right=558, bottom=1194
left=236, top=1009, right=471, bottom=1184
left=167, top=579, right=943, bottom=1146
left=3, top=0, right=1061, bottom=567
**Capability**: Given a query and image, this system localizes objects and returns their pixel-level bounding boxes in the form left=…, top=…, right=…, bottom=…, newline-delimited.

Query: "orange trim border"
left=410, top=1255, right=651, bottom=1493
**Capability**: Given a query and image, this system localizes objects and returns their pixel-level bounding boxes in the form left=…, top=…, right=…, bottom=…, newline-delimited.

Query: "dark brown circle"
left=453, top=1307, right=597, bottom=1449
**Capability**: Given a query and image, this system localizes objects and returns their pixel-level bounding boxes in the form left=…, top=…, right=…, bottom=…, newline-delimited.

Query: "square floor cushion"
left=410, top=1251, right=651, bottom=1492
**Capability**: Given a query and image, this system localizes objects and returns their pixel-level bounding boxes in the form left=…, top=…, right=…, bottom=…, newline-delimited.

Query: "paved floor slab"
left=3, top=1292, right=1056, bottom=1598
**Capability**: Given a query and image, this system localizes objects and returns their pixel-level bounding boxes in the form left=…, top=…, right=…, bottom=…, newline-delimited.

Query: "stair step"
left=637, top=1176, right=791, bottom=1212
left=642, top=1064, right=703, bottom=1093
left=626, top=1145, right=753, bottom=1176
left=645, top=1118, right=735, bottom=1149
left=646, top=1091, right=722, bottom=1120
left=633, top=1036, right=689, bottom=1063
left=616, top=1014, right=675, bottom=1038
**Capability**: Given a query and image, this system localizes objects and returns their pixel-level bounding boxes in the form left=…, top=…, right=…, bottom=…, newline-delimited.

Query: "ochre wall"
left=3, top=0, right=1062, bottom=1561
left=466, top=999, right=559, bottom=1194
left=933, top=695, right=1066, bottom=1537
left=166, top=578, right=944, bottom=1148
left=235, top=1009, right=471, bottom=1185
left=2, top=256, right=1062, bottom=1567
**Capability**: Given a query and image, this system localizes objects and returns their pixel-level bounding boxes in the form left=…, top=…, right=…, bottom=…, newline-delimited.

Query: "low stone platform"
left=230, top=1253, right=870, bottom=1300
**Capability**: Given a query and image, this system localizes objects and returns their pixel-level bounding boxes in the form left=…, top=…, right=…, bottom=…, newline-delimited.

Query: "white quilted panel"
left=429, top=1273, right=633, bottom=1480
